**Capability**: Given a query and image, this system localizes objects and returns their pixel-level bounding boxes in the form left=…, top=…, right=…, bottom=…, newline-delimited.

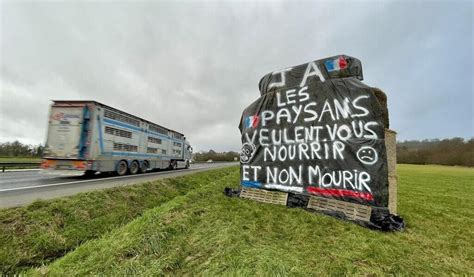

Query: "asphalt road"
left=0, top=162, right=238, bottom=208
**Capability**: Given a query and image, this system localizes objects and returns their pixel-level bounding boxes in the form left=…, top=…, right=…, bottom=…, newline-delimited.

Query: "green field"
left=1, top=164, right=473, bottom=275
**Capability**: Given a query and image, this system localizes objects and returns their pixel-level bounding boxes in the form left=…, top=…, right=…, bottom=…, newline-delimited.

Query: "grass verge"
left=22, top=164, right=474, bottom=275
left=0, top=167, right=234, bottom=274
left=0, top=157, right=41, bottom=170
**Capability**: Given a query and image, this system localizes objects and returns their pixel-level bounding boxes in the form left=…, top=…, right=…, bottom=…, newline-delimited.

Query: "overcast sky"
left=1, top=0, right=472, bottom=152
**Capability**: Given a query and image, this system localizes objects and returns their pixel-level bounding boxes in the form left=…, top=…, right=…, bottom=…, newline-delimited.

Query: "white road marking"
left=0, top=168, right=206, bottom=193
left=1, top=169, right=41, bottom=172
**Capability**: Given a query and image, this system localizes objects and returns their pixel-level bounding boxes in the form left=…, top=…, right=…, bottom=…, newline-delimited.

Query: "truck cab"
left=183, top=140, right=193, bottom=167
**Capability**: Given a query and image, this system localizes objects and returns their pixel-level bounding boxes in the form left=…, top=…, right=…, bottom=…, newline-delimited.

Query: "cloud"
left=1, top=1, right=472, bottom=151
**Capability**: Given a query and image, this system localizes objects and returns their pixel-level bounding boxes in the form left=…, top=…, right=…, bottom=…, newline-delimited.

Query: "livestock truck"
left=41, top=100, right=193, bottom=176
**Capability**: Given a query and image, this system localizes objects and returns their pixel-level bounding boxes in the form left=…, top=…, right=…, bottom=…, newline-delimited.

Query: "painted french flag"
left=325, top=56, right=348, bottom=72
left=244, top=115, right=260, bottom=128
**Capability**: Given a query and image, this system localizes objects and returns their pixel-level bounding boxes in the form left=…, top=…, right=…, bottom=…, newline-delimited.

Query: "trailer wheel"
left=130, top=160, right=139, bottom=175
left=168, top=161, right=177, bottom=170
left=117, top=160, right=128, bottom=176
left=140, top=160, right=149, bottom=173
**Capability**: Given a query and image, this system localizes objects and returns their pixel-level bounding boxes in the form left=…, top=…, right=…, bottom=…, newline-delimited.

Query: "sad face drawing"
left=357, top=146, right=378, bottom=165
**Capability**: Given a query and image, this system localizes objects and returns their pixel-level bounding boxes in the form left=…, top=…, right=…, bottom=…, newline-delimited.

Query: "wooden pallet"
left=240, top=187, right=288, bottom=206
left=307, top=196, right=372, bottom=222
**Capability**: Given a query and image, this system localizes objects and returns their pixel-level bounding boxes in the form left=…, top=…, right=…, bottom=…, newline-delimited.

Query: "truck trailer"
left=41, top=100, right=192, bottom=176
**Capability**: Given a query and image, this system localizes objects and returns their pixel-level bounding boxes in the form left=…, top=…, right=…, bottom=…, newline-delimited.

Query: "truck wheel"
left=130, top=160, right=139, bottom=175
left=185, top=161, right=190, bottom=169
left=117, top=160, right=128, bottom=176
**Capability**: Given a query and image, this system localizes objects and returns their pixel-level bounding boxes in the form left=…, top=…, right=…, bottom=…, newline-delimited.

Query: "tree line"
left=1, top=139, right=472, bottom=167
left=192, top=150, right=239, bottom=162
left=0, top=141, right=44, bottom=157
left=397, top=138, right=473, bottom=167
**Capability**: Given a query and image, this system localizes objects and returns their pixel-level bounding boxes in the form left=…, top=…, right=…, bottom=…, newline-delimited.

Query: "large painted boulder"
left=238, top=55, right=401, bottom=228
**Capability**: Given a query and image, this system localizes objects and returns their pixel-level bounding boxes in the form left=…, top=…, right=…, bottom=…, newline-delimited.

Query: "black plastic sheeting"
left=236, top=55, right=404, bottom=231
